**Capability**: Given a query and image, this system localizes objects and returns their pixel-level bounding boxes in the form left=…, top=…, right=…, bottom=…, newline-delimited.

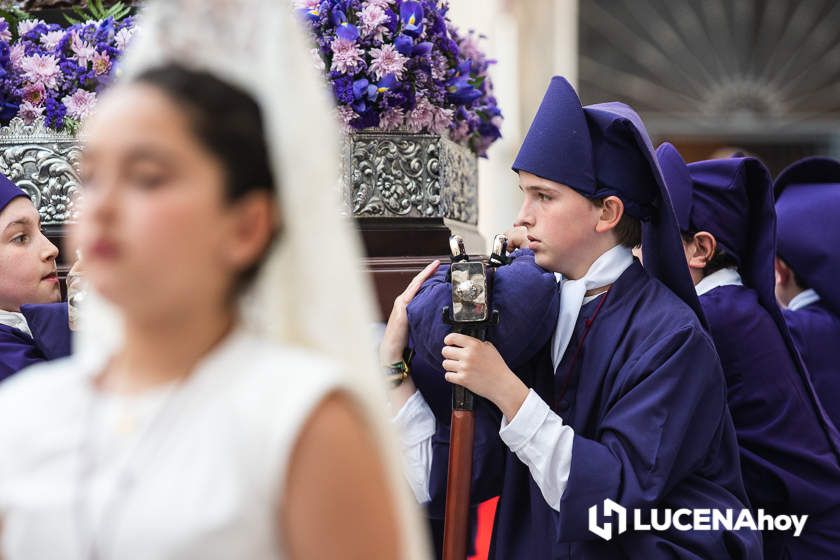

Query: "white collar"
left=551, top=245, right=633, bottom=369
left=0, top=309, right=32, bottom=337
left=695, top=267, right=743, bottom=297
left=553, top=244, right=634, bottom=287
left=788, top=289, right=821, bottom=311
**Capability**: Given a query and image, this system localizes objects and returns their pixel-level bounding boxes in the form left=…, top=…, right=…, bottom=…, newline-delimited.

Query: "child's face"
left=514, top=171, right=605, bottom=279
left=0, top=196, right=60, bottom=311
left=74, top=84, right=271, bottom=323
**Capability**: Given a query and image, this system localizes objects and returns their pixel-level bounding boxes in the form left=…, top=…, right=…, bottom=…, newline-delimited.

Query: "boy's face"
left=514, top=171, right=606, bottom=279
left=0, top=196, right=60, bottom=311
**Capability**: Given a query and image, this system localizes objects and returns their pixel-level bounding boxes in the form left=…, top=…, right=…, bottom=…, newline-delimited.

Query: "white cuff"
left=499, top=388, right=551, bottom=452
left=498, top=389, right=574, bottom=511
left=392, top=390, right=436, bottom=447
left=391, top=390, right=435, bottom=504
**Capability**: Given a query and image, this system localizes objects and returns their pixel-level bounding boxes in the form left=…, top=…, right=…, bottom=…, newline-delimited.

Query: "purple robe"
left=0, top=303, right=71, bottom=383
left=701, top=285, right=840, bottom=559
left=784, top=302, right=840, bottom=431
left=409, top=257, right=762, bottom=559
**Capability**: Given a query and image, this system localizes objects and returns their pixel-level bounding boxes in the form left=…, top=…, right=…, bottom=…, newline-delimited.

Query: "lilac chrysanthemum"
left=17, top=101, right=43, bottom=124
left=369, top=44, right=407, bottom=80
left=405, top=96, right=435, bottom=132
left=357, top=4, right=389, bottom=37
left=92, top=51, right=111, bottom=76
left=365, top=0, right=394, bottom=9
left=378, top=107, right=404, bottom=130
left=20, top=54, right=61, bottom=89
left=336, top=105, right=356, bottom=132
left=62, top=89, right=96, bottom=120
left=330, top=38, right=363, bottom=73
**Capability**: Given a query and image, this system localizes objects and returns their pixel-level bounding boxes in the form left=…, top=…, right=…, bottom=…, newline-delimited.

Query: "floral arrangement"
left=297, top=0, right=502, bottom=157
left=0, top=14, right=135, bottom=133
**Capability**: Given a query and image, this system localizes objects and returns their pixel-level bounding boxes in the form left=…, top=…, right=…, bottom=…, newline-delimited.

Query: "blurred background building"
left=449, top=0, right=840, bottom=241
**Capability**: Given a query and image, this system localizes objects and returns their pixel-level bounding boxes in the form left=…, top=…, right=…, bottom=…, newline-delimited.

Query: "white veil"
left=74, top=0, right=431, bottom=557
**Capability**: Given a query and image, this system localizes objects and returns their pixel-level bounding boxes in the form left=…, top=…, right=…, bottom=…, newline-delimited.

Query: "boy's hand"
left=442, top=332, right=529, bottom=421
left=504, top=226, right=529, bottom=251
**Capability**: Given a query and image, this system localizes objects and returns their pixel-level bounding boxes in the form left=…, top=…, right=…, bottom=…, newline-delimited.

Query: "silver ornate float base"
left=341, top=131, right=480, bottom=246
left=0, top=118, right=82, bottom=227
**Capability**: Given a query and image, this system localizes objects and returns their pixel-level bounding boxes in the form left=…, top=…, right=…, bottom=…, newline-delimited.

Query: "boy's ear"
left=774, top=256, right=792, bottom=287
left=686, top=231, right=716, bottom=270
left=594, top=195, right=624, bottom=233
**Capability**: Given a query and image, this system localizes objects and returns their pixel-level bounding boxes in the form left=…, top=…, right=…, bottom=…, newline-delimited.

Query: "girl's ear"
left=220, top=191, right=277, bottom=272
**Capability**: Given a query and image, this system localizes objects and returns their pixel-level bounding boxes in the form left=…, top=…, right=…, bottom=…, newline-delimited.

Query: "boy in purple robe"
left=385, top=77, right=762, bottom=558
left=0, top=174, right=71, bottom=382
left=773, top=157, right=840, bottom=432
left=657, top=143, right=840, bottom=559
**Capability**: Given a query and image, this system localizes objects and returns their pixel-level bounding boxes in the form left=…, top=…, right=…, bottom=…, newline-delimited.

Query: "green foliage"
left=65, top=0, right=131, bottom=25
left=0, top=4, right=31, bottom=40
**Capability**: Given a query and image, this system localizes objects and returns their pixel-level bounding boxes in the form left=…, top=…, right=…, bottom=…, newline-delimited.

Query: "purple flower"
left=399, top=2, right=424, bottom=37
left=333, top=75, right=354, bottom=104
left=300, top=0, right=502, bottom=155
left=394, top=34, right=413, bottom=56
left=369, top=43, right=407, bottom=80
left=336, top=22, right=360, bottom=42
left=44, top=95, right=66, bottom=129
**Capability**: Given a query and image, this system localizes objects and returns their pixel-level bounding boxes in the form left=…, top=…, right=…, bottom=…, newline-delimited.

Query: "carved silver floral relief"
left=341, top=132, right=478, bottom=224
left=0, top=118, right=82, bottom=226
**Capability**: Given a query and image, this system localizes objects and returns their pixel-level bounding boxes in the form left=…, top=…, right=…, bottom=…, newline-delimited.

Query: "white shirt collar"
left=550, top=245, right=634, bottom=369
left=553, top=244, right=634, bottom=287
left=788, top=289, right=821, bottom=311
left=695, top=267, right=743, bottom=297
left=0, top=309, right=32, bottom=337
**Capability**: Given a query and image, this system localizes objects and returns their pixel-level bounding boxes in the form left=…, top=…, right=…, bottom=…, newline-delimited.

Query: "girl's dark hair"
left=134, top=64, right=278, bottom=291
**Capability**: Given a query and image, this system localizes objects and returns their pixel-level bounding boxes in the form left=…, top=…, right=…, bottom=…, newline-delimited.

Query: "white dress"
left=0, top=326, right=346, bottom=560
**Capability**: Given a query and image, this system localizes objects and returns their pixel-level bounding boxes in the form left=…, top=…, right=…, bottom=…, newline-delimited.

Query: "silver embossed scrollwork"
left=0, top=118, right=82, bottom=226
left=342, top=131, right=477, bottom=223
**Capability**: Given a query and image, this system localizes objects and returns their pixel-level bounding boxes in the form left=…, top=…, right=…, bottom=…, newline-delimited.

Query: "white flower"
left=71, top=32, right=96, bottom=66
left=115, top=27, right=136, bottom=51
left=17, top=19, right=45, bottom=36
left=40, top=31, right=65, bottom=51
